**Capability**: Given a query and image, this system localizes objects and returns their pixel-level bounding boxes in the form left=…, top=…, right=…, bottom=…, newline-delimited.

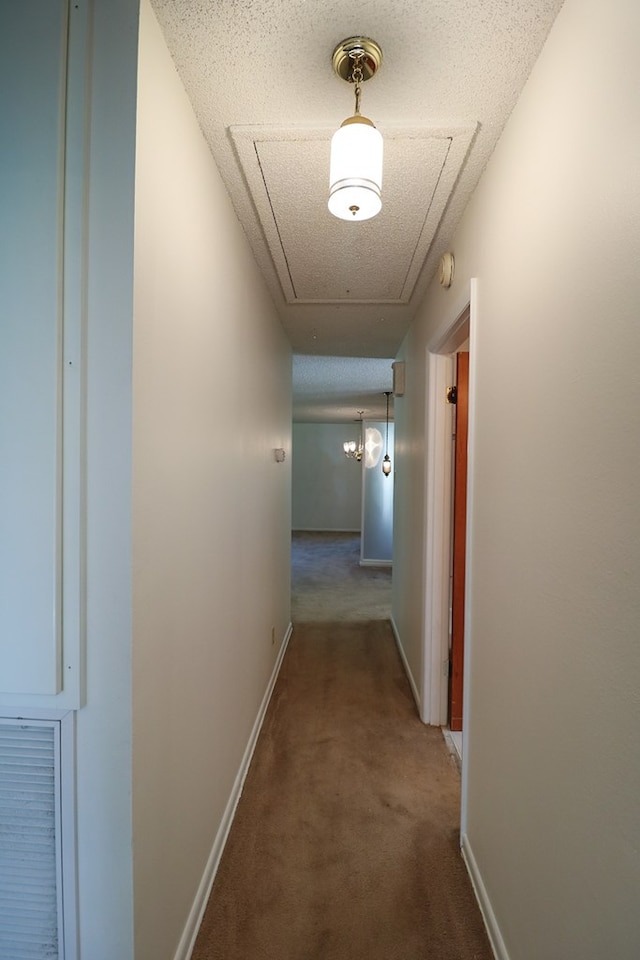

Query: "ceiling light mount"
left=331, top=37, right=383, bottom=84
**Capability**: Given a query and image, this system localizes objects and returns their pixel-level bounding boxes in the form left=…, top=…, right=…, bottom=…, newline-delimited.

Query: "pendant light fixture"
left=329, top=37, right=383, bottom=222
left=382, top=391, right=392, bottom=476
left=343, top=411, right=365, bottom=461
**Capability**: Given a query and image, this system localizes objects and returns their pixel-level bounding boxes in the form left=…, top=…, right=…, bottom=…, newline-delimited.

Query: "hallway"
left=191, top=536, right=492, bottom=959
left=291, top=531, right=392, bottom=622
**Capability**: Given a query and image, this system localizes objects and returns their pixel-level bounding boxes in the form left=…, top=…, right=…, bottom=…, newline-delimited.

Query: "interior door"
left=449, top=351, right=469, bottom=731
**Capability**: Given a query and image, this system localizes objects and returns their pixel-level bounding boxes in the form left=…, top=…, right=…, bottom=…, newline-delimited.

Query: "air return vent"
left=0, top=719, right=63, bottom=959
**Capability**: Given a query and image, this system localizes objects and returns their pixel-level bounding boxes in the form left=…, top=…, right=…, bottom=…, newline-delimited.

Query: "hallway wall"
left=131, top=3, right=292, bottom=957
left=292, top=422, right=362, bottom=531
left=392, top=0, right=640, bottom=957
left=74, top=2, right=140, bottom=953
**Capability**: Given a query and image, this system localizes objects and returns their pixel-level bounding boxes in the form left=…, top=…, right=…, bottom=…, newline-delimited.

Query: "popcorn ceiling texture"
left=232, top=124, right=475, bottom=307
left=292, top=355, right=394, bottom=422
left=149, top=0, right=564, bottom=407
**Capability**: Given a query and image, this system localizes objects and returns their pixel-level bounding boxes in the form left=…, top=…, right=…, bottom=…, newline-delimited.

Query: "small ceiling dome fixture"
left=329, top=37, right=383, bottom=222
left=439, top=252, right=455, bottom=288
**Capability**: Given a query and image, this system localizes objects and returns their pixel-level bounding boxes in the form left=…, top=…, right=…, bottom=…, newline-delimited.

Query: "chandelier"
left=343, top=411, right=364, bottom=461
left=328, top=37, right=383, bottom=222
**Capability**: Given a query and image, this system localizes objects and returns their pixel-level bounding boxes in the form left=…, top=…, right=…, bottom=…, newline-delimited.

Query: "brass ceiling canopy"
left=331, top=37, right=383, bottom=84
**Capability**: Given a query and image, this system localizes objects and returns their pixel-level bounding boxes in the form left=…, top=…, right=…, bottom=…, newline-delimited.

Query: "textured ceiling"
left=293, top=355, right=394, bottom=422
left=230, top=123, right=475, bottom=305
left=149, top=0, right=564, bottom=419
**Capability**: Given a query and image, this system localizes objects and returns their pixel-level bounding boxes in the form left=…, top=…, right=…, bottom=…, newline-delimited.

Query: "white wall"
left=391, top=341, right=429, bottom=698
left=77, top=0, right=139, bottom=955
left=292, top=422, right=362, bottom=531
left=361, top=423, right=394, bottom=563
left=132, top=3, right=292, bottom=958
left=393, top=0, right=640, bottom=957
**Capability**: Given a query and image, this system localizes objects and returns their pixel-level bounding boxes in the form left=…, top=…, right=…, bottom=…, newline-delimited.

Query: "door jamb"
left=422, top=351, right=454, bottom=725
left=421, top=296, right=472, bottom=728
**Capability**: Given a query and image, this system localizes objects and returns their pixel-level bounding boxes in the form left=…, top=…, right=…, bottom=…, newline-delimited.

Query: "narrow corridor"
left=191, top=535, right=491, bottom=959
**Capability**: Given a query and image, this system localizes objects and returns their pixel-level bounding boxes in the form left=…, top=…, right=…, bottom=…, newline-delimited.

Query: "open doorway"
left=422, top=300, right=473, bottom=754
left=449, top=347, right=469, bottom=730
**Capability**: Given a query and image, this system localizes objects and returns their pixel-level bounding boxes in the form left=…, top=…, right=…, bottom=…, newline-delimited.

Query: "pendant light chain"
left=350, top=51, right=364, bottom=115
left=382, top=391, right=392, bottom=477
left=385, top=390, right=390, bottom=450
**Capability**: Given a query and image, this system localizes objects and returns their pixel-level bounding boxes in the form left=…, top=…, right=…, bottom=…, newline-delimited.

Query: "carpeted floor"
left=291, top=531, right=392, bottom=622
left=191, top=619, right=493, bottom=960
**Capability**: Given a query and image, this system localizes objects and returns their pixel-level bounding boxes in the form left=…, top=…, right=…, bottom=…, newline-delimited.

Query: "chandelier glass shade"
left=343, top=438, right=363, bottom=461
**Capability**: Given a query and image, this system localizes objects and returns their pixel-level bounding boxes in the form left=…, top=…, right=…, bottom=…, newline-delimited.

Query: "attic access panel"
left=230, top=124, right=475, bottom=305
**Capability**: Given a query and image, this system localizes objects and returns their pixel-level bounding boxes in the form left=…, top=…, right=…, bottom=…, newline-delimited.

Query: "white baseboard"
left=174, top=622, right=293, bottom=960
left=461, top=833, right=509, bottom=960
left=389, top=615, right=421, bottom=715
left=359, top=559, right=392, bottom=567
left=292, top=527, right=360, bottom=533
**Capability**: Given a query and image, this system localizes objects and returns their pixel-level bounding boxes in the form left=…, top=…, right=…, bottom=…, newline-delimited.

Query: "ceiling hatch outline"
left=230, top=123, right=477, bottom=306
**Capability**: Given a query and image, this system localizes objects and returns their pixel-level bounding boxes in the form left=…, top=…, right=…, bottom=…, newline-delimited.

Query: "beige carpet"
left=291, top=531, right=392, bottom=622
left=192, top=621, right=493, bottom=960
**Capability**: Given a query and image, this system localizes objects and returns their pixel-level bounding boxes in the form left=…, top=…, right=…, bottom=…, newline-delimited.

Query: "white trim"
left=174, top=622, right=293, bottom=960
left=421, top=302, right=471, bottom=727
left=60, top=0, right=92, bottom=711
left=390, top=616, right=421, bottom=714
left=461, top=833, right=508, bottom=960
left=0, top=707, right=73, bottom=721
left=59, top=711, right=79, bottom=960
left=460, top=280, right=478, bottom=836
left=441, top=726, right=462, bottom=768
left=422, top=352, right=455, bottom=725
left=291, top=527, right=361, bottom=533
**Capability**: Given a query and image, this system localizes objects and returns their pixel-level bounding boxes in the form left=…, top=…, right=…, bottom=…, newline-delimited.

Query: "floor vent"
left=0, top=719, right=62, bottom=959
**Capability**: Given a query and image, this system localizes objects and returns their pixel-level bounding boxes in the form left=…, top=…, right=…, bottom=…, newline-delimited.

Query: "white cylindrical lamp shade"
left=328, top=116, right=383, bottom=222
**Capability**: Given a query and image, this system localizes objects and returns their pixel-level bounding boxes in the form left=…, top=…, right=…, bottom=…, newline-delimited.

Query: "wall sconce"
left=329, top=37, right=383, bottom=222
left=382, top=391, right=392, bottom=476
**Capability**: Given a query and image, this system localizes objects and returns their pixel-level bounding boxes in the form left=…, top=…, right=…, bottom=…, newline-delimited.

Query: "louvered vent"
left=0, top=720, right=60, bottom=959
